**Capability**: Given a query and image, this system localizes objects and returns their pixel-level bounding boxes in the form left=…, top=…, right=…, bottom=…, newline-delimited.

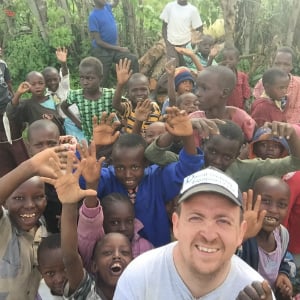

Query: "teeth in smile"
left=265, top=216, right=277, bottom=223
left=20, top=213, right=36, bottom=218
left=197, top=246, right=218, bottom=253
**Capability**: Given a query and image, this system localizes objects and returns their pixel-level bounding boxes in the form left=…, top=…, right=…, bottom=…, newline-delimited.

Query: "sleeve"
left=148, top=102, right=161, bottom=122
left=88, top=11, right=99, bottom=33
left=3, top=65, right=11, bottom=82
left=191, top=7, right=202, bottom=29
left=77, top=199, right=105, bottom=272
left=119, top=99, right=131, bottom=118
left=231, top=108, right=256, bottom=141
left=66, top=90, right=76, bottom=105
left=59, top=69, right=70, bottom=90
left=160, top=147, right=204, bottom=202
left=159, top=3, right=170, bottom=22
left=144, top=137, right=179, bottom=166
left=253, top=79, right=264, bottom=99
left=63, top=270, right=95, bottom=299
left=241, top=73, right=251, bottom=100
left=251, top=101, right=269, bottom=127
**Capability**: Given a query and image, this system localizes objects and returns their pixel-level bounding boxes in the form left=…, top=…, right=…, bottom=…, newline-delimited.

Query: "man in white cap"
left=113, top=167, right=274, bottom=299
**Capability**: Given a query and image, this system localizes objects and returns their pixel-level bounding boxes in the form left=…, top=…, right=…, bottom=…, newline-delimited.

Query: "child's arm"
left=61, top=100, right=82, bottom=129
left=0, top=146, right=67, bottom=217
left=43, top=153, right=97, bottom=294
left=76, top=141, right=106, bottom=271
left=164, top=107, right=196, bottom=155
left=10, top=82, right=30, bottom=106
left=175, top=47, right=204, bottom=71
left=56, top=47, right=68, bottom=77
left=92, top=112, right=121, bottom=147
left=206, top=46, right=218, bottom=67
left=131, top=100, right=153, bottom=135
left=275, top=273, right=293, bottom=299
left=265, top=121, right=300, bottom=158
left=112, top=58, right=133, bottom=115
left=165, top=58, right=177, bottom=108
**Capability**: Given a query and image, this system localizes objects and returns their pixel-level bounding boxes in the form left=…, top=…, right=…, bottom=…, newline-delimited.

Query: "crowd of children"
left=1, top=15, right=300, bottom=299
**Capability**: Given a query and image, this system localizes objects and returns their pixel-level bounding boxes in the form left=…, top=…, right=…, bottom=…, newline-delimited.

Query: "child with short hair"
left=77, top=190, right=153, bottom=272
left=43, top=156, right=133, bottom=300
left=6, top=71, right=65, bottom=135
left=144, top=121, right=166, bottom=145
left=176, top=92, right=198, bottom=114
left=42, top=48, right=85, bottom=142
left=240, top=176, right=293, bottom=299
left=248, top=126, right=290, bottom=159
left=0, top=146, right=65, bottom=299
left=219, top=47, right=251, bottom=110
left=253, top=47, right=300, bottom=124
left=176, top=34, right=218, bottom=72
left=251, top=68, right=290, bottom=127
left=112, top=59, right=161, bottom=134
left=193, top=65, right=256, bottom=141
left=162, top=64, right=196, bottom=114
left=61, top=56, right=115, bottom=142
left=36, top=233, right=66, bottom=299
left=80, top=108, right=204, bottom=247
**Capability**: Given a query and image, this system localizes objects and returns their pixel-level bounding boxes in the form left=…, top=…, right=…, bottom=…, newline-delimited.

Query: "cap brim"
left=178, top=183, right=242, bottom=207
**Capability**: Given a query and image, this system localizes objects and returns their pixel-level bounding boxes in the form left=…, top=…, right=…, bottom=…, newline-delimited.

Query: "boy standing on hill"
left=89, top=0, right=139, bottom=86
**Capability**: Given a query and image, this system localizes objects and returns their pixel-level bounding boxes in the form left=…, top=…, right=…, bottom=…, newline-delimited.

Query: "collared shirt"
left=120, top=100, right=161, bottom=134
left=66, top=88, right=115, bottom=142
left=0, top=207, right=47, bottom=300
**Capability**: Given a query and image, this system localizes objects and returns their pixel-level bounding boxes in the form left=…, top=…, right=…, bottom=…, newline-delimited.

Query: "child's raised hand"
left=236, top=280, right=273, bottom=300
left=175, top=46, right=194, bottom=57
left=56, top=47, right=68, bottom=63
left=92, top=112, right=121, bottom=146
left=242, top=189, right=266, bottom=240
left=165, top=58, right=176, bottom=77
left=116, top=58, right=132, bottom=85
left=165, top=107, right=193, bottom=137
left=30, top=145, right=69, bottom=178
left=264, top=121, right=294, bottom=139
left=17, top=82, right=31, bottom=94
left=275, top=273, right=293, bottom=298
left=135, top=99, right=152, bottom=122
left=42, top=152, right=97, bottom=204
left=77, top=140, right=105, bottom=186
left=190, top=118, right=222, bottom=139
left=209, top=45, right=219, bottom=58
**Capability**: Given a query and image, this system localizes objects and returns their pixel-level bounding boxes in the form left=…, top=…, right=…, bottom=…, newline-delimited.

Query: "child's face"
left=128, top=78, right=150, bottom=107
left=38, top=248, right=66, bottom=296
left=6, top=177, right=46, bottom=231
left=195, top=71, right=224, bottom=111
left=93, top=233, right=132, bottom=288
left=179, top=93, right=198, bottom=114
left=264, top=75, right=289, bottom=100
left=28, top=128, right=60, bottom=156
left=28, top=74, right=46, bottom=97
left=103, top=201, right=135, bottom=241
left=273, top=52, right=293, bottom=74
left=198, top=39, right=213, bottom=57
left=144, top=122, right=166, bottom=145
left=255, top=180, right=289, bottom=233
left=177, top=80, right=193, bottom=95
left=221, top=50, right=239, bottom=70
left=44, top=71, right=60, bottom=92
left=79, top=66, right=101, bottom=95
left=204, top=135, right=241, bottom=171
left=112, top=146, right=147, bottom=190
left=253, top=140, right=284, bottom=160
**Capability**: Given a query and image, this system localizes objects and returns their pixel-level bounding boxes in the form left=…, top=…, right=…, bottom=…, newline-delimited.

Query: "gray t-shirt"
left=114, top=242, right=275, bottom=300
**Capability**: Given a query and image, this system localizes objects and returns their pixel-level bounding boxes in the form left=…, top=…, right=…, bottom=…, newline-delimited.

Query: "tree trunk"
left=26, top=0, right=48, bottom=42
left=219, top=0, right=237, bottom=47
left=285, top=0, right=300, bottom=46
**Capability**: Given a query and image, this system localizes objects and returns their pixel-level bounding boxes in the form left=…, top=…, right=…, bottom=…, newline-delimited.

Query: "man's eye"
left=13, top=196, right=24, bottom=201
